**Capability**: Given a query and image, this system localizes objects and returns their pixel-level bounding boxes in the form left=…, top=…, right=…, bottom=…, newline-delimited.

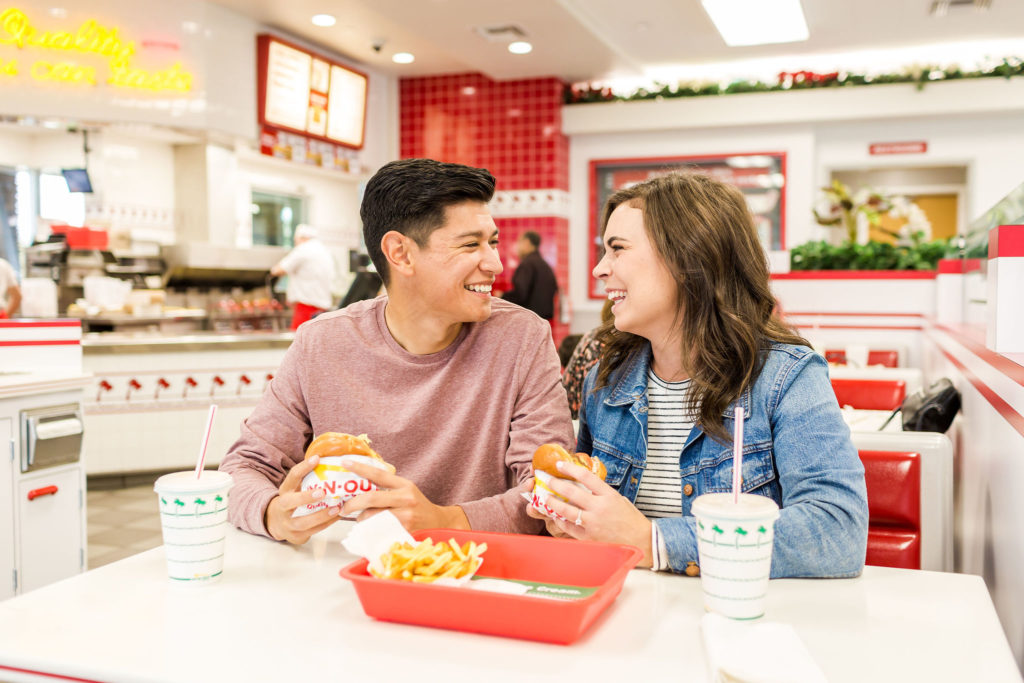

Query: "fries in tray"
left=370, top=538, right=487, bottom=583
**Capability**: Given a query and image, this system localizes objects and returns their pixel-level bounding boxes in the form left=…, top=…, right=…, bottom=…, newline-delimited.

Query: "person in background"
left=221, top=158, right=574, bottom=545
left=562, top=299, right=614, bottom=420
left=501, top=231, right=558, bottom=320
left=527, top=172, right=868, bottom=578
left=0, top=257, right=21, bottom=319
left=271, top=224, right=336, bottom=330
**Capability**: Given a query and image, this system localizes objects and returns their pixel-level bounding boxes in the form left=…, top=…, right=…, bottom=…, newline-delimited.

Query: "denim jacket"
left=577, top=342, right=868, bottom=578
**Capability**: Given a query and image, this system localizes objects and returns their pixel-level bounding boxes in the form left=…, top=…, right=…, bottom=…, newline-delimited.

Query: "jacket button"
left=683, top=484, right=694, bottom=496
left=685, top=562, right=700, bottom=577
left=630, top=477, right=639, bottom=486
left=638, top=406, right=648, bottom=413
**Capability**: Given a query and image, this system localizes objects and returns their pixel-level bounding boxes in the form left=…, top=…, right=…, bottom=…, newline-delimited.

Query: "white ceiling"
left=211, top=0, right=1024, bottom=83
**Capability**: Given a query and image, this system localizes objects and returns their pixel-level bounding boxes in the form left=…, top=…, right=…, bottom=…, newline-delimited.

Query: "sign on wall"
left=588, top=152, right=787, bottom=299
left=0, top=6, right=193, bottom=92
left=257, top=34, right=368, bottom=150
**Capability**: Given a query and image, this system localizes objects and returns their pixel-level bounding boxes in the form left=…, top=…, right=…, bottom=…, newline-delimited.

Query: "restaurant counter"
left=81, top=332, right=293, bottom=475
left=0, top=523, right=1019, bottom=683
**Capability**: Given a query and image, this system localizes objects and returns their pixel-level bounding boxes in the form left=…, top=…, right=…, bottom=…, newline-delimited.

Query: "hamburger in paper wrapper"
left=528, top=444, right=606, bottom=523
left=292, top=433, right=395, bottom=518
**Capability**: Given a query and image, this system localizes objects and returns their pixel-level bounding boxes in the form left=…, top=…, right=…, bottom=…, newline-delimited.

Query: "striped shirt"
left=636, top=370, right=694, bottom=519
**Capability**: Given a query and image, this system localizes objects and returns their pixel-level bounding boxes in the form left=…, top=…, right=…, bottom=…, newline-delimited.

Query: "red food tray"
left=340, top=528, right=642, bottom=644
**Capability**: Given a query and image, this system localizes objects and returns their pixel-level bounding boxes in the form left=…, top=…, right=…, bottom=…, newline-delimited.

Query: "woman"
left=528, top=173, right=868, bottom=578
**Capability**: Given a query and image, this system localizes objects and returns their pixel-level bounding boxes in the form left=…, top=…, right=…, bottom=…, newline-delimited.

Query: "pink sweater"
left=219, top=296, right=575, bottom=537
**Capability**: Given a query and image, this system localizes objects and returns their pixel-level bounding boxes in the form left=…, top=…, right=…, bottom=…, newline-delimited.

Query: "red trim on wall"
left=0, top=340, right=80, bottom=346
left=0, top=320, right=81, bottom=328
left=937, top=258, right=984, bottom=274
left=935, top=344, right=1024, bottom=439
left=933, top=323, right=1024, bottom=388
left=988, top=224, right=1024, bottom=259
left=0, top=663, right=105, bottom=682
left=785, top=311, right=925, bottom=318
left=792, top=324, right=924, bottom=331
left=772, top=271, right=936, bottom=280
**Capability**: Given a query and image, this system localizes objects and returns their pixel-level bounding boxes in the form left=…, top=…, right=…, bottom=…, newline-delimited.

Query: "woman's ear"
left=380, top=231, right=415, bottom=279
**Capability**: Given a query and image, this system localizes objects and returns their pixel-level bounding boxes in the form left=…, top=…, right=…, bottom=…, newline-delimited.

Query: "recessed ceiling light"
left=701, top=0, right=809, bottom=47
left=48, top=7, right=67, bottom=18
left=392, top=52, right=415, bottom=64
left=311, top=14, right=336, bottom=27
left=508, top=41, right=533, bottom=55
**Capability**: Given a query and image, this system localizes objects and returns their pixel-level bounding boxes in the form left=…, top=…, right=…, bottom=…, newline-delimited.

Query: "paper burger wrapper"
left=526, top=470, right=591, bottom=523
left=291, top=454, right=390, bottom=518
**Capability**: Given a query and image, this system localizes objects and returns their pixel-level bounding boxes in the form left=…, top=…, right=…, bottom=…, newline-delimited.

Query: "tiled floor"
left=86, top=484, right=163, bottom=569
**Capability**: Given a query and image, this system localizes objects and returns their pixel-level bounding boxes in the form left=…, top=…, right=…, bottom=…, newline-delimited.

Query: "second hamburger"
left=529, top=443, right=606, bottom=523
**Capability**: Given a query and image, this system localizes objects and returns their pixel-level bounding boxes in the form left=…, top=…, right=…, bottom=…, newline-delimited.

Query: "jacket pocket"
left=587, top=440, right=633, bottom=487
left=700, top=442, right=776, bottom=494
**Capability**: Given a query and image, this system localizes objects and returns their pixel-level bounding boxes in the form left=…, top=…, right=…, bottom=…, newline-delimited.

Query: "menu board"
left=258, top=35, right=368, bottom=149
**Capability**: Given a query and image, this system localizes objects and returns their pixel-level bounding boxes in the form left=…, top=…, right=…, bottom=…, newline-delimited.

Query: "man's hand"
left=339, top=460, right=470, bottom=531
left=264, top=455, right=344, bottom=544
left=527, top=460, right=654, bottom=568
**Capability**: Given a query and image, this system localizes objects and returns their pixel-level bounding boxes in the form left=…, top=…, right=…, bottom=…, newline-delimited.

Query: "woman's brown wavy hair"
left=593, top=172, right=808, bottom=444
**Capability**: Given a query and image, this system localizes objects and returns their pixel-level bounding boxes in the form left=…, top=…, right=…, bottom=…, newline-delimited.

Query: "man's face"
left=411, top=201, right=503, bottom=324
left=515, top=236, right=533, bottom=259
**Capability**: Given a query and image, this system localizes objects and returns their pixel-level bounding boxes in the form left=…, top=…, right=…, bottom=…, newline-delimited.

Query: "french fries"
left=370, top=538, right=487, bottom=583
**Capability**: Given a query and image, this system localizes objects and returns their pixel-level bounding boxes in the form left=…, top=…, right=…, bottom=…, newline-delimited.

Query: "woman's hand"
left=530, top=460, right=654, bottom=568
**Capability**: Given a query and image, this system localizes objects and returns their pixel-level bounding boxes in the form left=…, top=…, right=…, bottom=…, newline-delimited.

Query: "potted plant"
left=791, top=180, right=951, bottom=271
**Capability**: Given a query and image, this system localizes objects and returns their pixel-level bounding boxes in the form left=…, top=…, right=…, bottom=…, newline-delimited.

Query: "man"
left=0, top=257, right=20, bottom=319
left=270, top=224, right=335, bottom=330
left=501, top=231, right=558, bottom=320
left=220, top=159, right=574, bottom=544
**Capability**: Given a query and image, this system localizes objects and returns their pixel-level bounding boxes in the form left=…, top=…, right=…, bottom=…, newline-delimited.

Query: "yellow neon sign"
left=0, top=7, right=192, bottom=93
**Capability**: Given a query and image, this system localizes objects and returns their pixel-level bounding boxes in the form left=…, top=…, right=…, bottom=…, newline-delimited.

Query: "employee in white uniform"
left=271, top=225, right=336, bottom=330
left=0, top=257, right=21, bottom=319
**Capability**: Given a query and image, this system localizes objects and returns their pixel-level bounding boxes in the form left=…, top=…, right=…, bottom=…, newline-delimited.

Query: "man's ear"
left=380, top=231, right=416, bottom=279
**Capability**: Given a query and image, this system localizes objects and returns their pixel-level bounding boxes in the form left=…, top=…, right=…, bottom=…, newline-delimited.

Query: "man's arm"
left=219, top=330, right=314, bottom=537
left=459, top=316, right=575, bottom=534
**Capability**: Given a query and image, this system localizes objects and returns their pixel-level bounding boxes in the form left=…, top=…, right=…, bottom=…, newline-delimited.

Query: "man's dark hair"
left=522, top=231, right=541, bottom=248
left=360, top=158, right=496, bottom=285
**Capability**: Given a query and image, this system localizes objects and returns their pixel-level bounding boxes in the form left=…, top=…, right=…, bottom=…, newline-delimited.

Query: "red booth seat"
left=824, top=349, right=900, bottom=368
left=859, top=450, right=921, bottom=570
left=831, top=378, right=907, bottom=411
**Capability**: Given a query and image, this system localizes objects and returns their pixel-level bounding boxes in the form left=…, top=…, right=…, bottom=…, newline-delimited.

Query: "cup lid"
left=691, top=492, right=780, bottom=521
left=154, top=470, right=233, bottom=495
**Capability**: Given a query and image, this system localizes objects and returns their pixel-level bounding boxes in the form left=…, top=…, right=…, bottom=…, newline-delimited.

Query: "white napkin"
left=341, top=512, right=496, bottom=589
left=701, top=613, right=828, bottom=683
left=341, top=511, right=415, bottom=575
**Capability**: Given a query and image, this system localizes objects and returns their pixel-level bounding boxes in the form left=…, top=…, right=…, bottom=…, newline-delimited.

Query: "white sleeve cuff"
left=650, top=520, right=671, bottom=572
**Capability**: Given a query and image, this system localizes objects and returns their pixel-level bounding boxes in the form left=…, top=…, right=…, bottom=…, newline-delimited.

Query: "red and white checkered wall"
left=399, top=73, right=571, bottom=344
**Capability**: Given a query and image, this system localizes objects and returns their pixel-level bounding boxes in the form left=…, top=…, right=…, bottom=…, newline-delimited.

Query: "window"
left=251, top=190, right=306, bottom=246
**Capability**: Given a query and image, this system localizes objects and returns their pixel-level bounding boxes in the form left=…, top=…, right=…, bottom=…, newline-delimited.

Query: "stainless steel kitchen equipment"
left=19, top=403, right=84, bottom=473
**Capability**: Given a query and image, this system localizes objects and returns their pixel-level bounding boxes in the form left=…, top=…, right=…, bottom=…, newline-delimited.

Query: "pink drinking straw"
left=732, top=406, right=744, bottom=504
left=194, top=404, right=218, bottom=479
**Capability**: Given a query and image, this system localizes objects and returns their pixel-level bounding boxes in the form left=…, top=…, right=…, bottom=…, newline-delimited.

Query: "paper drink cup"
left=691, top=493, right=780, bottom=620
left=154, top=470, right=233, bottom=582
left=292, top=455, right=390, bottom=518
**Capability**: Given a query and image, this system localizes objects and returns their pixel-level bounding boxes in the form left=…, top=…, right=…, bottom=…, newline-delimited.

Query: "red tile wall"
left=400, top=72, right=571, bottom=345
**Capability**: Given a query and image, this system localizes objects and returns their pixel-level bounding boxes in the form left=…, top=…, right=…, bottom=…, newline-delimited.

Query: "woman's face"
left=593, top=203, right=679, bottom=342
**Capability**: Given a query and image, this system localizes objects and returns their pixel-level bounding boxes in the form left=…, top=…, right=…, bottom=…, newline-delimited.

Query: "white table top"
left=841, top=407, right=903, bottom=432
left=0, top=524, right=1019, bottom=683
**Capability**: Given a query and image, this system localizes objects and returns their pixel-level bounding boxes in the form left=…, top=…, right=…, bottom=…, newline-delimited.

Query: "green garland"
left=564, top=58, right=1024, bottom=104
left=789, top=239, right=952, bottom=271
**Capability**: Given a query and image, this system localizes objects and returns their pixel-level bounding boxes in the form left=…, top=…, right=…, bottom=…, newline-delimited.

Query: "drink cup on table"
left=154, top=470, right=233, bottom=582
left=691, top=492, right=780, bottom=620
